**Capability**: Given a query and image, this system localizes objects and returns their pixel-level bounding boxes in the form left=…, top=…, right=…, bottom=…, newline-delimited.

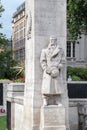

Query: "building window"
left=67, top=41, right=75, bottom=58
left=73, top=43, right=75, bottom=57
left=67, top=41, right=71, bottom=57
left=20, top=48, right=25, bottom=60
left=20, top=30, right=23, bottom=39
left=15, top=25, right=19, bottom=32
left=19, top=22, right=23, bottom=30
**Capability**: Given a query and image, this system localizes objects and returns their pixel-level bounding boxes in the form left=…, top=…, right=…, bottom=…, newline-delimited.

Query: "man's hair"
left=50, top=36, right=57, bottom=40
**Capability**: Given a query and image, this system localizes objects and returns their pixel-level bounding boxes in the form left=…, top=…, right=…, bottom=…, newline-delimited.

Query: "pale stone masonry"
left=23, top=0, right=69, bottom=130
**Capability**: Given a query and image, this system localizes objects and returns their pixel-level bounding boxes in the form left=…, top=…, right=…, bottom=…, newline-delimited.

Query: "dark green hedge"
left=67, top=67, right=87, bottom=81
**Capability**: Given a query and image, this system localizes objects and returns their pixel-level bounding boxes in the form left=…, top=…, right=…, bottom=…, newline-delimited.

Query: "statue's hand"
left=46, top=67, right=51, bottom=75
left=58, top=64, right=63, bottom=69
left=51, top=68, right=59, bottom=78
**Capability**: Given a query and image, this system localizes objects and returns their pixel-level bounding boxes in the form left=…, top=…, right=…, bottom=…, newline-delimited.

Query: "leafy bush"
left=67, top=67, right=87, bottom=81
left=72, top=75, right=81, bottom=81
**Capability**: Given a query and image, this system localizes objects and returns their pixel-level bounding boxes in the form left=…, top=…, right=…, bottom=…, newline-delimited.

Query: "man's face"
left=50, top=38, right=57, bottom=49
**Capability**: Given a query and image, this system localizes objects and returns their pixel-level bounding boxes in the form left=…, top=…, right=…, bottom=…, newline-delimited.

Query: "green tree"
left=0, top=1, right=17, bottom=79
left=0, top=0, right=4, bottom=26
left=0, top=0, right=7, bottom=48
left=0, top=40, right=18, bottom=79
left=67, top=0, right=87, bottom=41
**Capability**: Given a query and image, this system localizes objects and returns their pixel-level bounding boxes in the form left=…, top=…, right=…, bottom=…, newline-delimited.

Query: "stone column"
left=23, top=0, right=69, bottom=130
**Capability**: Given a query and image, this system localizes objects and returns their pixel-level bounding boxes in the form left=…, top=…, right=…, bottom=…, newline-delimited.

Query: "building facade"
left=67, top=33, right=87, bottom=67
left=12, top=2, right=25, bottom=62
left=12, top=2, right=87, bottom=67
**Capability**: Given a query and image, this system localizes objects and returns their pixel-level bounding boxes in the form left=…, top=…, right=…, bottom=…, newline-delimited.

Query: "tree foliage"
left=0, top=40, right=18, bottom=79
left=0, top=0, right=7, bottom=47
left=0, top=1, right=18, bottom=79
left=0, top=0, right=4, bottom=28
left=67, top=0, right=87, bottom=41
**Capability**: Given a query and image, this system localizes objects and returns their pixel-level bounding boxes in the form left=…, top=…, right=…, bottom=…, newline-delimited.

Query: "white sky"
left=1, top=0, right=25, bottom=39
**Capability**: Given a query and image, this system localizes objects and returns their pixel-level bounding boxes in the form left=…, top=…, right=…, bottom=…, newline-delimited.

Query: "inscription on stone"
left=35, top=0, right=65, bottom=36
left=43, top=107, right=65, bottom=126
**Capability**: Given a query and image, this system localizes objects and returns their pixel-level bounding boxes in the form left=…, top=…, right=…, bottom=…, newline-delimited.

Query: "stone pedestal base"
left=40, top=105, right=66, bottom=130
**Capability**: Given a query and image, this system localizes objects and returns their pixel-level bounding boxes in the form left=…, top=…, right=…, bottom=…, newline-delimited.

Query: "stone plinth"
left=40, top=105, right=66, bottom=130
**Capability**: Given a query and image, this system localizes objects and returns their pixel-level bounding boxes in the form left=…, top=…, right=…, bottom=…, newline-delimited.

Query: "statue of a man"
left=40, top=36, right=65, bottom=106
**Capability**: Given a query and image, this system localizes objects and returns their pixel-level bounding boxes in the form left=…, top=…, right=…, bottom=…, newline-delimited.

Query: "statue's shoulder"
left=41, top=48, right=48, bottom=53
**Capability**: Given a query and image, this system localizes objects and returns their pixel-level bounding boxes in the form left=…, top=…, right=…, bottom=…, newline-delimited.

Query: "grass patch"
left=0, top=116, right=6, bottom=130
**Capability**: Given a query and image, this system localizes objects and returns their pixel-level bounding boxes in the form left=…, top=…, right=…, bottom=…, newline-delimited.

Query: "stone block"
left=7, top=83, right=24, bottom=92
left=40, top=105, right=66, bottom=130
left=43, top=126, right=66, bottom=130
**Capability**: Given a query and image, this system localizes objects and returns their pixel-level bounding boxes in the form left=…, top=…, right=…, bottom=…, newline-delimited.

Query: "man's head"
left=49, top=36, right=57, bottom=48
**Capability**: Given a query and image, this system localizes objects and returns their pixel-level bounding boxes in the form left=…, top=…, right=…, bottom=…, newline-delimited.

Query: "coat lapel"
left=51, top=45, right=60, bottom=58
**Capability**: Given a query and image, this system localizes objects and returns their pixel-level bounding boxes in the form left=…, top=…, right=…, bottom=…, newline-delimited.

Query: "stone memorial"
left=40, top=36, right=66, bottom=130
left=23, top=0, right=69, bottom=130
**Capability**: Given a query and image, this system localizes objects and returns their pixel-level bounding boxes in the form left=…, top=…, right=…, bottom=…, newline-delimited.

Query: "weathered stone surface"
left=7, top=83, right=24, bottom=98
left=42, top=126, right=66, bottom=130
left=7, top=98, right=23, bottom=130
left=40, top=105, right=66, bottom=130
left=23, top=0, right=69, bottom=130
left=7, top=83, right=24, bottom=91
left=14, top=102, right=23, bottom=130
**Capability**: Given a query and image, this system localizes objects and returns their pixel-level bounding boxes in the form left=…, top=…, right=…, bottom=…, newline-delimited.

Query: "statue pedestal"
left=40, top=105, right=66, bottom=130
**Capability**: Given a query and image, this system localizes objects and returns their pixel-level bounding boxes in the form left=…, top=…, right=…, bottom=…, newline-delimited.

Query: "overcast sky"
left=1, top=0, right=25, bottom=39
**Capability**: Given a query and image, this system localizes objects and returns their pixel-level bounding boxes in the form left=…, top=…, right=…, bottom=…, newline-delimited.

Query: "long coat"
left=40, top=45, right=65, bottom=95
